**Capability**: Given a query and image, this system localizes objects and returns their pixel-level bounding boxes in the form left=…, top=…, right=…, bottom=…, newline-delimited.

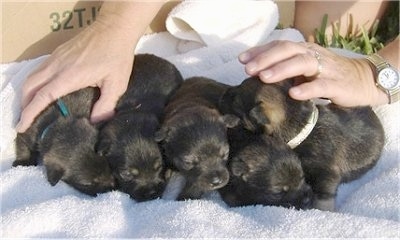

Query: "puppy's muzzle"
left=207, top=169, right=229, bottom=190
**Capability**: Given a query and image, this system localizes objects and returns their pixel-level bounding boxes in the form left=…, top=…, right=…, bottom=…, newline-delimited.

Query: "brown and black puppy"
left=40, top=117, right=115, bottom=196
left=218, top=125, right=313, bottom=209
left=219, top=76, right=385, bottom=211
left=13, top=87, right=116, bottom=195
left=156, top=77, right=239, bottom=200
left=96, top=54, right=183, bottom=202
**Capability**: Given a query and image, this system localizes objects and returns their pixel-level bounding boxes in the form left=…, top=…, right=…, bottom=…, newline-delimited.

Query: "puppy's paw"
left=12, top=158, right=37, bottom=167
left=313, top=198, right=335, bottom=211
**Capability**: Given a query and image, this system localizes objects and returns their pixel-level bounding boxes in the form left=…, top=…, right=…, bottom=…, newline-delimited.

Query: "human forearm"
left=294, top=0, right=388, bottom=42
left=377, top=36, right=400, bottom=69
left=95, top=1, right=166, bottom=45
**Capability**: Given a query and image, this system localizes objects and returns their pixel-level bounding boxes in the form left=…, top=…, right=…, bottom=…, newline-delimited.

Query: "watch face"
left=378, top=67, right=400, bottom=89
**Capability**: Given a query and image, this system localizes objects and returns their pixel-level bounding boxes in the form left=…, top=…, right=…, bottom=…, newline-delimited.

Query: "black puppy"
left=218, top=125, right=313, bottom=209
left=13, top=87, right=116, bottom=195
left=97, top=54, right=183, bottom=202
left=220, top=77, right=385, bottom=211
left=40, top=117, right=115, bottom=195
left=156, top=77, right=239, bottom=200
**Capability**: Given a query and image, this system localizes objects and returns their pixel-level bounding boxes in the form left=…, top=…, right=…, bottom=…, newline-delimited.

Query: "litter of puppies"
left=13, top=54, right=385, bottom=211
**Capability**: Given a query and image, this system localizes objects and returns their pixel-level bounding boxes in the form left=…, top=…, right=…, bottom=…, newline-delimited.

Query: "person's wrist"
left=354, top=58, right=389, bottom=106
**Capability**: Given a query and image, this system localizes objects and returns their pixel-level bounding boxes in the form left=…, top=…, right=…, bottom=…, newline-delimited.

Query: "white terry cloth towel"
left=1, top=51, right=399, bottom=238
left=166, top=0, right=279, bottom=52
left=1, top=1, right=400, bottom=237
left=1, top=35, right=400, bottom=238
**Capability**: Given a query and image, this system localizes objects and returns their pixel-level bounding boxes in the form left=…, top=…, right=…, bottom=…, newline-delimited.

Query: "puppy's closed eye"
left=249, top=103, right=270, bottom=126
left=119, top=168, right=139, bottom=180
left=178, top=155, right=198, bottom=170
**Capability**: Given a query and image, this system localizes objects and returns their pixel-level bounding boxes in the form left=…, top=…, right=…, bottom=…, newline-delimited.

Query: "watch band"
left=366, top=53, right=400, bottom=104
left=366, top=54, right=389, bottom=72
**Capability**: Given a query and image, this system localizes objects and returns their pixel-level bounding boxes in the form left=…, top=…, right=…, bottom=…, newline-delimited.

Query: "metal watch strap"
left=366, top=53, right=400, bottom=104
left=390, top=87, right=400, bottom=103
left=366, top=54, right=389, bottom=72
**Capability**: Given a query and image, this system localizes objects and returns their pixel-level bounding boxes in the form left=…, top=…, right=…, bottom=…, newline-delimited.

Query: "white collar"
left=287, top=103, right=319, bottom=149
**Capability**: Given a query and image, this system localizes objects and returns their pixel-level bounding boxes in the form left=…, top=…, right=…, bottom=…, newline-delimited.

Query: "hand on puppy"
left=238, top=40, right=389, bottom=107
left=16, top=20, right=134, bottom=133
left=16, top=1, right=164, bottom=133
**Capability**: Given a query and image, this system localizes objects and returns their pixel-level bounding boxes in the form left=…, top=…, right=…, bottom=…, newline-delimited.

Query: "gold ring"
left=314, top=51, right=322, bottom=76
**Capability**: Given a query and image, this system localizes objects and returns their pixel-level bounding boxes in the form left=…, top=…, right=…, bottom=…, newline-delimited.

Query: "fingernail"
left=239, top=52, right=251, bottom=63
left=289, top=87, right=302, bottom=96
left=246, top=62, right=258, bottom=74
left=15, top=121, right=24, bottom=133
left=260, top=70, right=273, bottom=81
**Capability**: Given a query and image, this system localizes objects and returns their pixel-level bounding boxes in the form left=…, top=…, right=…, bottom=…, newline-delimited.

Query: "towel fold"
left=166, top=0, right=279, bottom=52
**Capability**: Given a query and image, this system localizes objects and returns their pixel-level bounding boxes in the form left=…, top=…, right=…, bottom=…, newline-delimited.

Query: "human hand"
left=16, top=21, right=135, bottom=133
left=238, top=40, right=388, bottom=107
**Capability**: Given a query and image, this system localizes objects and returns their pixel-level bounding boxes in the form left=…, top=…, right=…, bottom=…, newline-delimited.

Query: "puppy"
left=96, top=54, right=183, bottom=202
left=40, top=117, right=115, bottom=196
left=156, top=77, right=239, bottom=200
left=13, top=88, right=116, bottom=195
left=218, top=125, right=313, bottom=209
left=219, top=76, right=385, bottom=211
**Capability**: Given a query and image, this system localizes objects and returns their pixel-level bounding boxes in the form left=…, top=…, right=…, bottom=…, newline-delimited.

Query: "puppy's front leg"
left=177, top=181, right=204, bottom=200
left=13, top=135, right=38, bottom=167
left=308, top=168, right=341, bottom=211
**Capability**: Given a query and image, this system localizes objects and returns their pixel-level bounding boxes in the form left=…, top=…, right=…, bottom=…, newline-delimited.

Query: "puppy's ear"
left=95, top=138, right=112, bottom=157
left=220, top=114, right=240, bottom=128
left=45, top=162, right=65, bottom=186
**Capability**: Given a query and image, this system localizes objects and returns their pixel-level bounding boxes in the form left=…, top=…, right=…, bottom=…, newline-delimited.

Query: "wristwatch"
left=365, top=53, right=400, bottom=104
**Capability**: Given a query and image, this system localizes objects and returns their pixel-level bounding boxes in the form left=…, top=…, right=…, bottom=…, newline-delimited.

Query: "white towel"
left=166, top=0, right=279, bottom=52
left=1, top=0, right=400, bottom=238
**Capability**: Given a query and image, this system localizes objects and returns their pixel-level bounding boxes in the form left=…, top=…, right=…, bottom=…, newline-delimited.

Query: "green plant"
left=314, top=14, right=385, bottom=55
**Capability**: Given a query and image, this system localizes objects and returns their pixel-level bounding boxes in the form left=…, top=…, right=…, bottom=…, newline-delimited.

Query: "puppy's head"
left=156, top=112, right=238, bottom=193
left=226, top=130, right=313, bottom=209
left=97, top=112, right=167, bottom=202
left=220, top=77, right=313, bottom=140
left=40, top=117, right=116, bottom=196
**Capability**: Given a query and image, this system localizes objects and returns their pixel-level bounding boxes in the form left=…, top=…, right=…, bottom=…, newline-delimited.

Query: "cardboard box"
left=1, top=1, right=180, bottom=63
left=1, top=0, right=293, bottom=64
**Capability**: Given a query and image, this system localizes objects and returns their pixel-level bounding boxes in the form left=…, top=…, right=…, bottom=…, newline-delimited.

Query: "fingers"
left=16, top=71, right=82, bottom=133
left=239, top=41, right=310, bottom=76
left=258, top=53, right=321, bottom=83
left=20, top=59, right=57, bottom=109
left=289, top=79, right=330, bottom=101
left=90, top=79, right=128, bottom=123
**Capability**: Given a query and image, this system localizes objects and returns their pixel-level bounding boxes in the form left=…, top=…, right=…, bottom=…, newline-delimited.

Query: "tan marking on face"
left=259, top=101, right=286, bottom=134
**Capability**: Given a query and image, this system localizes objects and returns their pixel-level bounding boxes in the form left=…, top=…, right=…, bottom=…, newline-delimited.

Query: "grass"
left=314, top=1, right=399, bottom=55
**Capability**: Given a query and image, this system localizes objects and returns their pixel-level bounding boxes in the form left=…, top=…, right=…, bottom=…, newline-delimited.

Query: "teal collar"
left=56, top=99, right=70, bottom=117
left=40, top=99, right=70, bottom=139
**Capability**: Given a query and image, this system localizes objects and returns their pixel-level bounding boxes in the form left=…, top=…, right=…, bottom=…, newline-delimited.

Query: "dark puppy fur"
left=220, top=76, right=385, bottom=211
left=218, top=125, right=313, bottom=209
left=13, top=87, right=116, bottom=195
left=40, top=117, right=115, bottom=195
left=97, top=54, right=183, bottom=202
left=156, top=77, right=239, bottom=200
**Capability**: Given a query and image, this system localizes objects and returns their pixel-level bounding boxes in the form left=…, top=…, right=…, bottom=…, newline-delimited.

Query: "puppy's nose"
left=210, top=176, right=223, bottom=187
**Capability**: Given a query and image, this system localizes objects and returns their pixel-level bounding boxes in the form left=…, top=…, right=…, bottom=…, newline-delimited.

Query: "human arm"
left=238, top=1, right=398, bottom=107
left=16, top=1, right=165, bottom=133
